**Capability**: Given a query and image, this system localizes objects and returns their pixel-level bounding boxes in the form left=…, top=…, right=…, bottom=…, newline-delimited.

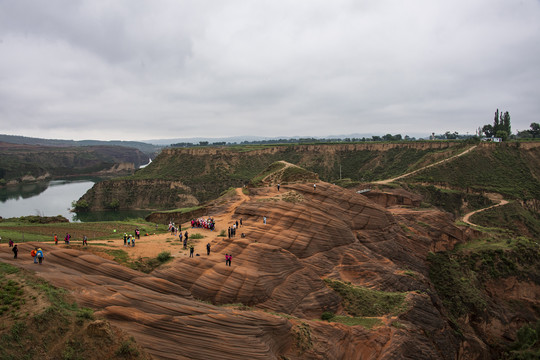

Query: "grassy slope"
left=470, top=202, right=540, bottom=239
left=406, top=144, right=540, bottom=200
left=122, top=143, right=465, bottom=203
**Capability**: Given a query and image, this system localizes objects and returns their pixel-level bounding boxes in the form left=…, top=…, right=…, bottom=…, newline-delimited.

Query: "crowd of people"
left=191, top=217, right=215, bottom=231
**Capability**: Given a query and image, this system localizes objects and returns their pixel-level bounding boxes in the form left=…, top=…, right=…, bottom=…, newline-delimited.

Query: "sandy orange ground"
left=44, top=188, right=255, bottom=263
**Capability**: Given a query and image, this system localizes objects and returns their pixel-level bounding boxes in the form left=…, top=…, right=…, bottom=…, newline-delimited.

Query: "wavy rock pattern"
left=1, top=182, right=474, bottom=359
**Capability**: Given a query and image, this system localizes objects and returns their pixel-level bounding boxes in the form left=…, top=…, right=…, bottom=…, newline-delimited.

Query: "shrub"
left=321, top=311, right=334, bottom=321
left=157, top=251, right=172, bottom=263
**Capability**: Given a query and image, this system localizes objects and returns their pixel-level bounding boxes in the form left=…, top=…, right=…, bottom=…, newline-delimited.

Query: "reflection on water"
left=0, top=182, right=50, bottom=202
left=0, top=178, right=152, bottom=222
left=0, top=180, right=95, bottom=220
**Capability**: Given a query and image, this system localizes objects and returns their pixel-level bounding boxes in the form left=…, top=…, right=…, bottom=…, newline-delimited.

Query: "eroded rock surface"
left=1, top=182, right=503, bottom=359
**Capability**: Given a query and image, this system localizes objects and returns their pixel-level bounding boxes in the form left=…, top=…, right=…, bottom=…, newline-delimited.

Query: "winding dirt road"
left=461, top=195, right=509, bottom=227
left=374, top=145, right=478, bottom=184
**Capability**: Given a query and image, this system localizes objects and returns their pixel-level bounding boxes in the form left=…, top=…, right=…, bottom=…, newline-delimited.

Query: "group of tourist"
left=123, top=233, right=137, bottom=247
left=191, top=217, right=215, bottom=231
left=227, top=219, right=242, bottom=238
left=169, top=222, right=181, bottom=235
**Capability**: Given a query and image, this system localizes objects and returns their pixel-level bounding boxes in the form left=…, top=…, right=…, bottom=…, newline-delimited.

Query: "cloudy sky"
left=1, top=0, right=539, bottom=141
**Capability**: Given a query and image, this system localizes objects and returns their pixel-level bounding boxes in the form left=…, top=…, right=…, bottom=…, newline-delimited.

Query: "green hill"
left=78, top=142, right=465, bottom=210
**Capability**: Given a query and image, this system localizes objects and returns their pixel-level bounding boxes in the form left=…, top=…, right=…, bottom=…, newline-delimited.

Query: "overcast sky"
left=1, top=0, right=539, bottom=141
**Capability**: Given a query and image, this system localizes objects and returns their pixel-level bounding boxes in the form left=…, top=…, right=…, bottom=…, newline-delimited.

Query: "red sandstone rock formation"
left=2, top=181, right=532, bottom=359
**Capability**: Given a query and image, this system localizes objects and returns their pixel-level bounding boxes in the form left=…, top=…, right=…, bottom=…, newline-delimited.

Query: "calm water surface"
left=0, top=180, right=149, bottom=222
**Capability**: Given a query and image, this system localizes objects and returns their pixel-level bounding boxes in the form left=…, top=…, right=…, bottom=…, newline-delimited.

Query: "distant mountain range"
left=0, top=132, right=431, bottom=150
left=0, top=134, right=161, bottom=156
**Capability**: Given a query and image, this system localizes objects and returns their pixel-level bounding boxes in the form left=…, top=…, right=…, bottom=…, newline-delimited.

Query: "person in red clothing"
left=54, top=234, right=58, bottom=245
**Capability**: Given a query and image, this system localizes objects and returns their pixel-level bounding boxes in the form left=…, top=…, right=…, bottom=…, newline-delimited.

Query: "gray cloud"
left=1, top=0, right=539, bottom=140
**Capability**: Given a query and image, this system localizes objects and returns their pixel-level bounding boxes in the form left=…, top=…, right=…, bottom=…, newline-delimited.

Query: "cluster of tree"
left=429, top=131, right=474, bottom=140
left=170, top=135, right=420, bottom=148
left=482, top=109, right=511, bottom=140
left=517, top=123, right=540, bottom=139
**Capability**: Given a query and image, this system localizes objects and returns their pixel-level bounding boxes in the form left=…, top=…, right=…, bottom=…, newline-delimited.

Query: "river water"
left=0, top=179, right=149, bottom=222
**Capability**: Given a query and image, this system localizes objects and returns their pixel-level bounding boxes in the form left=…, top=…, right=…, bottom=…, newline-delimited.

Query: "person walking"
left=54, top=234, right=58, bottom=245
left=263, top=216, right=267, bottom=225
left=277, top=183, right=280, bottom=191
left=123, top=233, right=127, bottom=246
left=179, top=232, right=183, bottom=243
left=12, top=244, right=18, bottom=259
left=225, top=254, right=229, bottom=266
left=313, top=183, right=317, bottom=191
left=36, top=248, right=44, bottom=265
left=8, top=239, right=13, bottom=247
left=132, top=237, right=135, bottom=247
left=227, top=254, right=232, bottom=266
left=31, top=248, right=38, bottom=263
left=206, top=243, right=211, bottom=256
left=189, top=245, right=194, bottom=258
left=83, top=235, right=88, bottom=246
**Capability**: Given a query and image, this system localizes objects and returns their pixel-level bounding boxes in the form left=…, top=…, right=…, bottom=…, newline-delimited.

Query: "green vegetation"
left=293, top=322, right=312, bottom=353
left=250, top=161, right=286, bottom=186
left=116, top=338, right=140, bottom=357
left=333, top=178, right=360, bottom=188
left=428, top=237, right=539, bottom=321
left=428, top=252, right=487, bottom=320
left=156, top=251, right=172, bottom=263
left=98, top=249, right=172, bottom=273
left=407, top=144, right=540, bottom=200
left=406, top=184, right=492, bottom=215
left=470, top=202, right=540, bottom=238
left=505, top=321, right=540, bottom=359
left=72, top=199, right=90, bottom=212
left=324, top=279, right=407, bottom=317
left=116, top=142, right=464, bottom=205
left=0, top=217, right=165, bottom=244
left=189, top=233, right=204, bottom=239
left=156, top=206, right=203, bottom=214
left=0, top=262, right=149, bottom=359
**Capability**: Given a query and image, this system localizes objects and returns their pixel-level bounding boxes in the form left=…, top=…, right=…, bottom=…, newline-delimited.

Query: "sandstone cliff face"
left=80, top=179, right=199, bottom=211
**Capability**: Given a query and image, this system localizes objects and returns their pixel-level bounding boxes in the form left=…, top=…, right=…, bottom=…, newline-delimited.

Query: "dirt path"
left=374, top=145, right=477, bottom=185
left=462, top=194, right=509, bottom=227
left=120, top=187, right=251, bottom=261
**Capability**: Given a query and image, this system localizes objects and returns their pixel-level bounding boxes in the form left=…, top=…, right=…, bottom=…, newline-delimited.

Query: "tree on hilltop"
left=482, top=109, right=511, bottom=140
left=530, top=122, right=540, bottom=138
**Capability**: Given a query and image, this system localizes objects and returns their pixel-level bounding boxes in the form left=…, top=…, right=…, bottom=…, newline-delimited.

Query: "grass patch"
left=189, top=233, right=204, bottom=239
left=324, top=279, right=407, bottom=317
left=0, top=218, right=164, bottom=244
